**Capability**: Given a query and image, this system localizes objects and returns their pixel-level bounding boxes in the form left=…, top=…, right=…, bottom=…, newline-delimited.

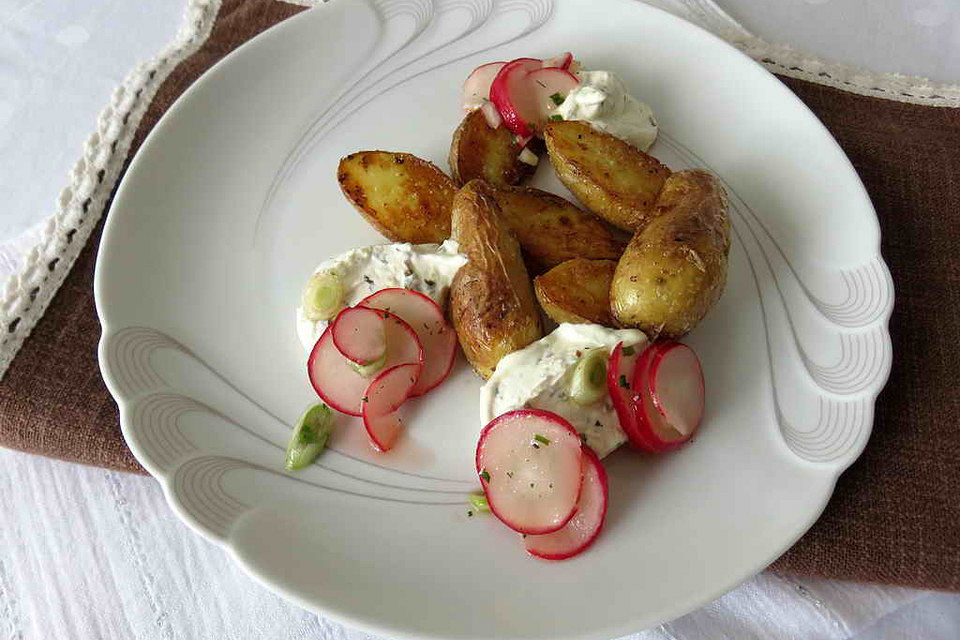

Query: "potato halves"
left=543, top=120, right=670, bottom=232
left=338, top=151, right=457, bottom=243
left=449, top=180, right=542, bottom=378
left=534, top=258, right=618, bottom=327
left=491, top=186, right=627, bottom=273
left=449, top=109, right=536, bottom=187
left=610, top=170, right=730, bottom=338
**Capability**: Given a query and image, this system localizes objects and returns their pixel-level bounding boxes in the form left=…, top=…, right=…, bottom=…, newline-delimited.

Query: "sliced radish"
left=632, top=342, right=695, bottom=452
left=476, top=409, right=584, bottom=535
left=330, top=306, right=386, bottom=365
left=541, top=52, right=573, bottom=70
left=362, top=362, right=421, bottom=451
left=524, top=446, right=608, bottom=560
left=462, top=61, right=506, bottom=111
left=607, top=342, right=657, bottom=452
left=525, top=67, right=579, bottom=119
left=359, top=288, right=457, bottom=396
left=489, top=57, right=543, bottom=138
left=308, top=311, right=422, bottom=416
left=649, top=342, right=705, bottom=437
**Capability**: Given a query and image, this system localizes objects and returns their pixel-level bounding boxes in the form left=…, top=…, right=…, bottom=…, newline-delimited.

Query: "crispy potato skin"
left=450, top=180, right=542, bottom=378
left=611, top=170, right=730, bottom=338
left=490, top=185, right=627, bottom=273
left=449, top=109, right=535, bottom=187
left=544, top=120, right=670, bottom=232
left=337, top=151, right=457, bottom=243
left=534, top=258, right=618, bottom=326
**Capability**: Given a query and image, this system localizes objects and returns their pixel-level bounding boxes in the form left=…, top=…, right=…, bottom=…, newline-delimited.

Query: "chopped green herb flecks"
left=479, top=470, right=491, bottom=482
left=550, top=92, right=565, bottom=106
left=468, top=493, right=490, bottom=514
left=619, top=374, right=630, bottom=389
left=549, top=114, right=564, bottom=121
left=534, top=434, right=551, bottom=445
left=284, top=403, right=335, bottom=471
left=506, top=471, right=514, bottom=478
left=622, top=345, right=636, bottom=356
left=363, top=275, right=374, bottom=285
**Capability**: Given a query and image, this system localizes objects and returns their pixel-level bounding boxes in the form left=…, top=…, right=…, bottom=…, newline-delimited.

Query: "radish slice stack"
left=476, top=409, right=609, bottom=559
left=606, top=340, right=706, bottom=453
left=358, top=288, right=457, bottom=397
left=461, top=53, right=582, bottom=139
left=524, top=447, right=608, bottom=560
left=306, top=288, right=459, bottom=451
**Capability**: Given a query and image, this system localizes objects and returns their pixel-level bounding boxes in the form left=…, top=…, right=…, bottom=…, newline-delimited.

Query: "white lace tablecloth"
left=2, top=1, right=959, bottom=638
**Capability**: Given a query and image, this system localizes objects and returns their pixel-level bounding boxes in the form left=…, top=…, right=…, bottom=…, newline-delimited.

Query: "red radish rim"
left=606, top=342, right=659, bottom=452
left=358, top=288, right=457, bottom=397
left=461, top=61, right=506, bottom=109
left=489, top=57, right=543, bottom=138
left=307, top=329, right=362, bottom=416
left=307, top=310, right=423, bottom=416
left=542, top=52, right=573, bottom=70
left=361, top=362, right=421, bottom=452
left=475, top=408, right=583, bottom=472
left=330, top=306, right=386, bottom=365
left=476, top=409, right=585, bottom=535
left=365, top=361, right=422, bottom=416
left=525, top=446, right=608, bottom=560
left=632, top=342, right=693, bottom=452
left=648, top=342, right=705, bottom=435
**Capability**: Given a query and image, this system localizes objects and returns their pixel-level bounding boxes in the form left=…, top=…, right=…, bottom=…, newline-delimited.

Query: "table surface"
left=2, top=1, right=959, bottom=638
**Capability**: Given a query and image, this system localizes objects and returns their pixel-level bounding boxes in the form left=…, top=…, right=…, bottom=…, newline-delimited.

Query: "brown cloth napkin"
left=0, top=0, right=958, bottom=592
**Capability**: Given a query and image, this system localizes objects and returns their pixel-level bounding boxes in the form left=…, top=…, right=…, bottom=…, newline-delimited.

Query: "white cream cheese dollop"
left=557, top=70, right=658, bottom=151
left=480, top=323, right=648, bottom=458
left=296, top=240, right=467, bottom=351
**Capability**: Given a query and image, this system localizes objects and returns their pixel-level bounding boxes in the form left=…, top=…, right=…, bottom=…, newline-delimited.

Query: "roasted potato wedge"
left=449, top=109, right=536, bottom=187
left=490, top=186, right=628, bottom=273
left=534, top=259, right=617, bottom=326
left=450, top=180, right=542, bottom=378
left=611, top=170, right=730, bottom=338
left=338, top=151, right=457, bottom=243
left=544, top=120, right=671, bottom=232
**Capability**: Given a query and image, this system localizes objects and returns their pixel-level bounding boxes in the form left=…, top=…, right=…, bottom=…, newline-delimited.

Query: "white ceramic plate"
left=95, top=1, right=894, bottom=638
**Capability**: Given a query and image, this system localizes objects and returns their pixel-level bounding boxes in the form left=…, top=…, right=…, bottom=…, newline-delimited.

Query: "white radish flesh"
left=330, top=306, right=386, bottom=365
left=476, top=409, right=584, bottom=535
left=541, top=52, right=573, bottom=70
left=358, top=288, right=457, bottom=396
left=633, top=343, right=688, bottom=451
left=524, top=446, right=608, bottom=560
left=648, top=343, right=704, bottom=437
left=489, top=58, right=543, bottom=138
left=525, top=67, right=579, bottom=119
left=362, top=362, right=421, bottom=451
left=308, top=311, right=422, bottom=416
left=462, top=61, right=506, bottom=111
left=307, top=330, right=373, bottom=416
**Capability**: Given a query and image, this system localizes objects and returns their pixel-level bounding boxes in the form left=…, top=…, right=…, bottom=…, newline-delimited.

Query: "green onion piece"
left=301, top=271, right=343, bottom=321
left=350, top=351, right=387, bottom=378
left=533, top=434, right=551, bottom=445
left=549, top=114, right=564, bottom=121
left=479, top=470, right=491, bottom=482
left=550, top=92, right=565, bottom=106
left=619, top=374, right=630, bottom=389
left=570, top=349, right=609, bottom=405
left=622, top=345, right=636, bottom=356
left=285, top=403, right=335, bottom=471
left=468, top=493, right=490, bottom=513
